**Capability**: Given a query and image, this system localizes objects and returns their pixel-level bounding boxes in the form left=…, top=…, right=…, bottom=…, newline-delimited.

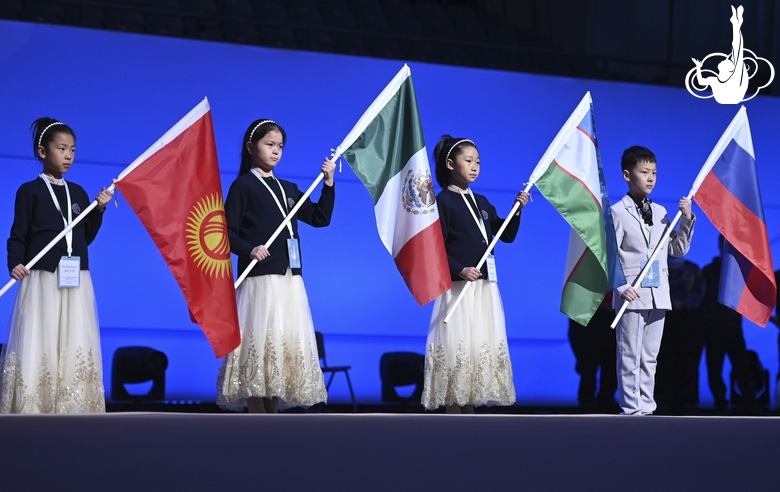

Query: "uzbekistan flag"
left=692, top=106, right=776, bottom=326
left=115, top=98, right=241, bottom=357
left=335, top=65, right=451, bottom=306
left=527, top=92, right=624, bottom=325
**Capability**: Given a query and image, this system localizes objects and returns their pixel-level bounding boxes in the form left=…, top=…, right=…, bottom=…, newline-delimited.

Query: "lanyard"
left=449, top=185, right=489, bottom=244
left=251, top=169, right=294, bottom=239
left=40, top=174, right=73, bottom=257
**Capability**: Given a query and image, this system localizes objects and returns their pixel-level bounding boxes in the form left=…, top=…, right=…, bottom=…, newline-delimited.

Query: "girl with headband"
left=1, top=118, right=112, bottom=413
left=217, top=119, right=336, bottom=413
left=422, top=135, right=529, bottom=413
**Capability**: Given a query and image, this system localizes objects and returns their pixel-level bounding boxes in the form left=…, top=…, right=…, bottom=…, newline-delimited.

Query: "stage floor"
left=1, top=413, right=778, bottom=491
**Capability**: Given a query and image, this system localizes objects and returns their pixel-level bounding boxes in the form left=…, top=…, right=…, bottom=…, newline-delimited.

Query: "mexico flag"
left=334, top=65, right=451, bottom=306
left=527, top=92, right=624, bottom=325
left=115, top=98, right=241, bottom=358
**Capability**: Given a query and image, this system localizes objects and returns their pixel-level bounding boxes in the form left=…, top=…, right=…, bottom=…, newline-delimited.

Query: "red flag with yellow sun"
left=115, top=98, right=240, bottom=358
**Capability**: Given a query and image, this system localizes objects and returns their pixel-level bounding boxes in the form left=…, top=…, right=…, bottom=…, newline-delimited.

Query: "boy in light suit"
left=612, top=146, right=695, bottom=415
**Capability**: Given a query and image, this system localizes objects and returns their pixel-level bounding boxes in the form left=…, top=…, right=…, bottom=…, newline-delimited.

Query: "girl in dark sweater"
left=422, top=136, right=529, bottom=413
left=1, top=118, right=112, bottom=414
left=217, top=119, right=335, bottom=413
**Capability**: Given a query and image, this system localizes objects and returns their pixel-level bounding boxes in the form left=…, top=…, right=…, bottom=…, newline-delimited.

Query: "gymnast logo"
left=401, top=168, right=436, bottom=215
left=185, top=193, right=232, bottom=278
left=685, top=5, right=774, bottom=104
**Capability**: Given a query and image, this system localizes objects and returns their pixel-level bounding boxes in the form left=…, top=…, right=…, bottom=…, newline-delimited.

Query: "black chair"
left=730, top=350, right=771, bottom=407
left=111, top=346, right=168, bottom=407
left=380, top=352, right=425, bottom=410
left=315, top=332, right=356, bottom=413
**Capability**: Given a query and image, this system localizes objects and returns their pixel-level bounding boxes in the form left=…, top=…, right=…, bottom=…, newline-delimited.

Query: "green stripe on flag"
left=343, top=77, right=425, bottom=205
left=561, top=249, right=608, bottom=325
left=535, top=162, right=607, bottom=271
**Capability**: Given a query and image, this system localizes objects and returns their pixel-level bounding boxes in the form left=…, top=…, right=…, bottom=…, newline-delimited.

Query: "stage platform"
left=1, top=413, right=778, bottom=491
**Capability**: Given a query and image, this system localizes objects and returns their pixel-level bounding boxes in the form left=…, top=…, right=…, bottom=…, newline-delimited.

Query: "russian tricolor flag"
left=691, top=107, right=777, bottom=326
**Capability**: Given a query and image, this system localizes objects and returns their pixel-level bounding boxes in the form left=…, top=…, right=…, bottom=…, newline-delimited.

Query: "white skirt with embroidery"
left=422, top=279, right=515, bottom=410
left=0, top=270, right=105, bottom=414
left=217, top=269, right=327, bottom=411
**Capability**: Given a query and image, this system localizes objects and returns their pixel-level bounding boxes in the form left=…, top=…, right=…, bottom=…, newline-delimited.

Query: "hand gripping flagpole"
left=0, top=184, right=117, bottom=299
left=610, top=106, right=749, bottom=329
left=233, top=168, right=332, bottom=289
left=442, top=182, right=532, bottom=324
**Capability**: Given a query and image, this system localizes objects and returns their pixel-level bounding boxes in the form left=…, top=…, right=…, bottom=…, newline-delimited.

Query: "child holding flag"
left=217, top=119, right=335, bottom=413
left=422, top=135, right=529, bottom=414
left=611, top=146, right=695, bottom=415
left=1, top=118, right=112, bottom=414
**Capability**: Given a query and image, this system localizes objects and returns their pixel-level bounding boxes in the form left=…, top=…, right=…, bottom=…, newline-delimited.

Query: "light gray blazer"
left=611, top=195, right=695, bottom=311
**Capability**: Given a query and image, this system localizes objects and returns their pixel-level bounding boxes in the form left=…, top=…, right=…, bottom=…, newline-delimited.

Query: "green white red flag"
left=335, top=65, right=451, bottom=305
left=528, top=92, right=625, bottom=325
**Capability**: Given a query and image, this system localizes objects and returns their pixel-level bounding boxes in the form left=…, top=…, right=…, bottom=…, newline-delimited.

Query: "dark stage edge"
left=1, top=413, right=778, bottom=491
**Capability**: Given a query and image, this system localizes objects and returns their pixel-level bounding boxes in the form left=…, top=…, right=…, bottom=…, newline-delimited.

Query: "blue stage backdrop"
left=1, top=20, right=778, bottom=406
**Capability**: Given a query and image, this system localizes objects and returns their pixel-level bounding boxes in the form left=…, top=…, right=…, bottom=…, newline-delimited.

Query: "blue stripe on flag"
left=578, top=111, right=594, bottom=141
left=712, top=140, right=765, bottom=221
left=718, top=240, right=751, bottom=311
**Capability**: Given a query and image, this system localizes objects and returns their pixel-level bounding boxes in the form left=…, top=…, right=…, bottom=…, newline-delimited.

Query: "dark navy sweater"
left=225, top=172, right=334, bottom=277
left=436, top=188, right=521, bottom=281
left=7, top=177, right=104, bottom=273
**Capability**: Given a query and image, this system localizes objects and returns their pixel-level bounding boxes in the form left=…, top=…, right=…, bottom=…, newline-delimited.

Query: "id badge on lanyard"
left=41, top=175, right=81, bottom=288
left=58, top=256, right=81, bottom=288
left=486, top=255, right=498, bottom=283
left=287, top=238, right=301, bottom=269
left=640, top=259, right=660, bottom=288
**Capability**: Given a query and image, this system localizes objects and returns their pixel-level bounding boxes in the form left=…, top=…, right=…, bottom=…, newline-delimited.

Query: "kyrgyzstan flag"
left=115, top=98, right=241, bottom=357
left=692, top=106, right=777, bottom=326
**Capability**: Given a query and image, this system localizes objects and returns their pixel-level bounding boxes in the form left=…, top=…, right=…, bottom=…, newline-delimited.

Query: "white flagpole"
left=233, top=169, right=330, bottom=289
left=610, top=106, right=748, bottom=329
left=0, top=184, right=116, bottom=299
left=442, top=183, right=532, bottom=324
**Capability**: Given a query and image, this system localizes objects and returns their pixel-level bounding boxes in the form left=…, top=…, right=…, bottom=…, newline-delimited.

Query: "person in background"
left=655, top=256, right=704, bottom=415
left=701, top=235, right=758, bottom=415
left=568, top=292, right=619, bottom=414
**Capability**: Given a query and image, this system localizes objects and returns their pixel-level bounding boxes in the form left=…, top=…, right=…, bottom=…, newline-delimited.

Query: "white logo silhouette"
left=685, top=5, right=774, bottom=104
